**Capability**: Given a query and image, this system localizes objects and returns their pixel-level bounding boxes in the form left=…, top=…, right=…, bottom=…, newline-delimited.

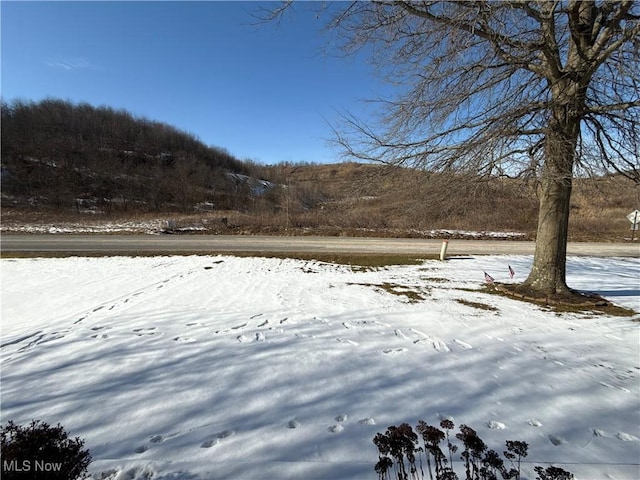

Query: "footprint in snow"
left=617, top=432, right=639, bottom=442
left=287, top=419, right=300, bottom=429
left=548, top=434, right=566, bottom=446
left=134, top=445, right=148, bottom=454
left=432, top=340, right=450, bottom=353
left=358, top=418, right=376, bottom=426
left=173, top=336, right=196, bottom=343
left=615, top=369, right=636, bottom=381
left=122, top=466, right=155, bottom=479
left=600, top=381, right=630, bottom=393
left=200, top=438, right=219, bottom=448
left=328, top=424, right=344, bottom=434
left=528, top=419, right=543, bottom=427
left=383, top=348, right=407, bottom=355
left=133, top=327, right=157, bottom=336
left=410, top=328, right=430, bottom=340
left=454, top=339, right=473, bottom=349
left=394, top=329, right=408, bottom=339
left=200, top=429, right=235, bottom=448
left=17, top=332, right=66, bottom=352
left=134, top=434, right=176, bottom=453
left=486, top=420, right=506, bottom=430
left=237, top=333, right=266, bottom=343
left=13, top=334, right=41, bottom=352
left=327, top=414, right=349, bottom=433
left=336, top=338, right=359, bottom=346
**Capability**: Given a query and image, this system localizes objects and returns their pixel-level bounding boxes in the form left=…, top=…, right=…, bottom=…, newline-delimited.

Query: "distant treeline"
left=1, top=98, right=257, bottom=211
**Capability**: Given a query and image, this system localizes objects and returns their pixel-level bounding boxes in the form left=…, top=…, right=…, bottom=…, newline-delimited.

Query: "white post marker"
left=440, top=239, right=449, bottom=261
left=627, top=210, right=640, bottom=242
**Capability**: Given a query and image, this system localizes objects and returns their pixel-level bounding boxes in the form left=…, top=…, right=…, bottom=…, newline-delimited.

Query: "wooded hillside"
left=1, top=98, right=254, bottom=212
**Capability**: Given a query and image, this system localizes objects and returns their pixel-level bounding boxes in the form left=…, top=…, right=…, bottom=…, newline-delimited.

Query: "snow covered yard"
left=1, top=254, right=638, bottom=480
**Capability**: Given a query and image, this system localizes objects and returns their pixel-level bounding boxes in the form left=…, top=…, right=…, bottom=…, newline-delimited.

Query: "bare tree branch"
left=261, top=0, right=640, bottom=296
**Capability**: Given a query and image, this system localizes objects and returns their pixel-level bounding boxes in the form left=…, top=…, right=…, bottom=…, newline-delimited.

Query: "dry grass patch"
left=488, top=283, right=638, bottom=318
left=272, top=253, right=427, bottom=268
left=455, top=298, right=499, bottom=311
left=421, top=276, right=451, bottom=284
left=349, top=282, right=428, bottom=303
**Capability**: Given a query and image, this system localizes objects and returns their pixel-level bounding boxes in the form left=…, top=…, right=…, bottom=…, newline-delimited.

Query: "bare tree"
left=266, top=0, right=640, bottom=300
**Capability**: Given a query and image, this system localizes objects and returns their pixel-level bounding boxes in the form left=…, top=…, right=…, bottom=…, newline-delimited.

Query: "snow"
left=421, top=228, right=526, bottom=239
left=1, top=254, right=639, bottom=480
left=0, top=220, right=167, bottom=235
left=0, top=220, right=527, bottom=239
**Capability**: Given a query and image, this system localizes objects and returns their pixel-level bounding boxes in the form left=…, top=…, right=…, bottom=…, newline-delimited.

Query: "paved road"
left=1, top=234, right=638, bottom=258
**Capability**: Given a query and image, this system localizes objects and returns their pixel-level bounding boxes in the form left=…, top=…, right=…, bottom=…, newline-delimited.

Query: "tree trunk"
left=524, top=160, right=573, bottom=294
left=523, top=105, right=581, bottom=295
left=521, top=0, right=597, bottom=298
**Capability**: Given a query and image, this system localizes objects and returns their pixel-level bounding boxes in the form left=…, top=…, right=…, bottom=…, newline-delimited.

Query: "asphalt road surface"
left=1, top=234, right=638, bottom=258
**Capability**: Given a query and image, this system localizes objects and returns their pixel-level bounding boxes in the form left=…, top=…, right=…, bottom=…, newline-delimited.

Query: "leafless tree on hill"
left=264, top=0, right=640, bottom=301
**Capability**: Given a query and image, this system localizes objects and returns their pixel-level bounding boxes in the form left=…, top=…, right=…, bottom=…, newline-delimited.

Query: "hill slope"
left=247, top=162, right=639, bottom=241
left=1, top=98, right=254, bottom=212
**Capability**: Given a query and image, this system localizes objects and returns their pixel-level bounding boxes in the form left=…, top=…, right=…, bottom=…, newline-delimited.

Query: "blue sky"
left=1, top=1, right=382, bottom=164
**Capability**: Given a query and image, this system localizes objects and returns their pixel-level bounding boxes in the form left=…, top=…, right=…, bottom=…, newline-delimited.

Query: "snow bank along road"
left=1, top=234, right=639, bottom=257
